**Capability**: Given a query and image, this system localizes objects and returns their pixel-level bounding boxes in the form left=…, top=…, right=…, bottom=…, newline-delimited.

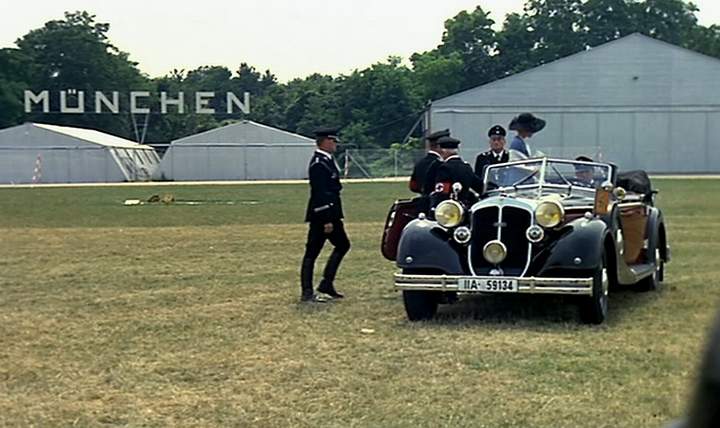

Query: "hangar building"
left=428, top=33, right=720, bottom=173
left=158, top=120, right=315, bottom=181
left=0, top=122, right=159, bottom=184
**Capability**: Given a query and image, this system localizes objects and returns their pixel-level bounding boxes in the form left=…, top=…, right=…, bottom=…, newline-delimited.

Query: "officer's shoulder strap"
left=310, top=155, right=334, bottom=174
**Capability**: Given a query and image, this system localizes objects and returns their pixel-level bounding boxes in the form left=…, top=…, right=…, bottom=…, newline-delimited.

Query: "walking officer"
left=409, top=129, right=450, bottom=195
left=474, top=125, right=509, bottom=178
left=299, top=127, right=351, bottom=302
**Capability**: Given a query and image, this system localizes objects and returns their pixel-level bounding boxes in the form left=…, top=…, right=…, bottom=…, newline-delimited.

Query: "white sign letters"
left=23, top=90, right=251, bottom=115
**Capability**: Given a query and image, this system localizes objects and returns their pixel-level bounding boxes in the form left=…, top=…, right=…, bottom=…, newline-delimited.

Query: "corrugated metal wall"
left=430, top=34, right=720, bottom=173
left=160, top=144, right=314, bottom=180
left=0, top=124, right=158, bottom=183
left=158, top=121, right=316, bottom=181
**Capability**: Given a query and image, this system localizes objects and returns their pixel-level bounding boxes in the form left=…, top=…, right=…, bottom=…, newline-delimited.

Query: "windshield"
left=484, top=159, right=612, bottom=192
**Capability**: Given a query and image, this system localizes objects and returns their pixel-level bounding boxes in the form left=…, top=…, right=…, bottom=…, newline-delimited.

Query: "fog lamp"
left=526, top=225, right=545, bottom=243
left=453, top=226, right=471, bottom=244
left=483, top=240, right=507, bottom=265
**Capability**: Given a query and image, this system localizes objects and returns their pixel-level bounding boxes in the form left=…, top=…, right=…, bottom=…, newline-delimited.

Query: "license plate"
left=458, top=277, right=518, bottom=293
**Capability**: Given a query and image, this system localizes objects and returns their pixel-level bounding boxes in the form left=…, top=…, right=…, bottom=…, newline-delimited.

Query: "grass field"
left=1, top=179, right=720, bottom=427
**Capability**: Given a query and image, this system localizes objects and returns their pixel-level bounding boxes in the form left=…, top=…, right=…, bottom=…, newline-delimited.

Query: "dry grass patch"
left=1, top=180, right=719, bottom=427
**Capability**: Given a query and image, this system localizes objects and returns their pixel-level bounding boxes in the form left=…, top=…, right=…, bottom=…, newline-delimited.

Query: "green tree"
left=495, top=12, right=538, bottom=76
left=0, top=49, right=31, bottom=128
left=523, top=0, right=587, bottom=63
left=437, top=6, right=500, bottom=88
left=337, top=57, right=423, bottom=147
left=582, top=0, right=640, bottom=46
left=16, top=11, right=148, bottom=138
left=686, top=24, right=720, bottom=58
left=233, top=63, right=277, bottom=97
left=410, top=51, right=465, bottom=101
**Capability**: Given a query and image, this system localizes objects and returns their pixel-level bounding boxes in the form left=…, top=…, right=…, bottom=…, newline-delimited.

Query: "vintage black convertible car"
left=383, top=158, right=670, bottom=324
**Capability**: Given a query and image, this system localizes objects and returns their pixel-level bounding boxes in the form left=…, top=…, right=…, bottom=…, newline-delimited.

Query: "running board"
left=629, top=263, right=655, bottom=281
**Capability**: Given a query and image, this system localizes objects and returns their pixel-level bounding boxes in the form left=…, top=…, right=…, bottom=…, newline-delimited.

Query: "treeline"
left=1, top=1, right=719, bottom=147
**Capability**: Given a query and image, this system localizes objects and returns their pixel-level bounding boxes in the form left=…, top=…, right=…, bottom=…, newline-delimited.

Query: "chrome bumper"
left=394, top=273, right=594, bottom=296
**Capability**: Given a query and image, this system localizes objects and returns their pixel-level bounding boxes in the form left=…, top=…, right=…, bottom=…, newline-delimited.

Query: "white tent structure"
left=0, top=123, right=160, bottom=184
left=158, top=120, right=315, bottom=181
left=429, top=33, right=720, bottom=173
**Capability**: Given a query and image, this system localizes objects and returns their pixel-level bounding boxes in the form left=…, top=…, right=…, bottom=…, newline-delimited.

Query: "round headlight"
left=435, top=200, right=464, bottom=228
left=483, top=240, right=507, bottom=265
left=535, top=201, right=565, bottom=228
left=453, top=226, right=471, bottom=244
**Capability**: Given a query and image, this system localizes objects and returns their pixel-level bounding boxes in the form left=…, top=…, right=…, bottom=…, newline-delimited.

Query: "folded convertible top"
left=617, top=170, right=652, bottom=197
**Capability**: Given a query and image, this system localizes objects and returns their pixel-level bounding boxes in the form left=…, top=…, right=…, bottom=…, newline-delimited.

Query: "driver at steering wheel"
left=573, top=156, right=599, bottom=187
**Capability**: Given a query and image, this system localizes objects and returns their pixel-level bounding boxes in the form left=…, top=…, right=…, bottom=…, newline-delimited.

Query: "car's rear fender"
left=396, top=219, right=464, bottom=275
left=646, top=207, right=668, bottom=262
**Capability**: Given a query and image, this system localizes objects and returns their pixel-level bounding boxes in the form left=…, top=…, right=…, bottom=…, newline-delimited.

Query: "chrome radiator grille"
left=469, top=205, right=533, bottom=276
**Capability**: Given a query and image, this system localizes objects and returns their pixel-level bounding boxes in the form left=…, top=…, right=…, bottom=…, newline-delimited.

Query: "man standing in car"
left=299, top=127, right=350, bottom=302
left=474, top=125, right=509, bottom=178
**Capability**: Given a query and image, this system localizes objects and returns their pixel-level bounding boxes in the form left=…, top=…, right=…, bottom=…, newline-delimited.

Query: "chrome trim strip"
left=394, top=273, right=594, bottom=296
left=617, top=201, right=646, bottom=209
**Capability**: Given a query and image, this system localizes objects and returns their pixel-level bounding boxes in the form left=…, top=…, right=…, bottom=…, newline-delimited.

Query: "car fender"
left=646, top=207, right=668, bottom=262
left=538, top=218, right=611, bottom=275
left=396, top=219, right=464, bottom=274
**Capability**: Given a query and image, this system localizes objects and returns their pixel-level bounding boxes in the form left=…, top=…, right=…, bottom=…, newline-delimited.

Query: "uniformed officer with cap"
left=474, top=125, right=509, bottom=177
left=508, top=113, right=546, bottom=158
left=432, top=136, right=484, bottom=205
left=299, top=127, right=350, bottom=302
left=409, top=129, right=450, bottom=195
left=573, top=155, right=598, bottom=187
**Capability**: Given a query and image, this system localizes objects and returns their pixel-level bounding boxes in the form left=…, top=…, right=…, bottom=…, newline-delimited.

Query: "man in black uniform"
left=409, top=129, right=450, bottom=195
left=432, top=136, right=484, bottom=205
left=300, top=127, right=351, bottom=302
left=474, top=125, right=509, bottom=178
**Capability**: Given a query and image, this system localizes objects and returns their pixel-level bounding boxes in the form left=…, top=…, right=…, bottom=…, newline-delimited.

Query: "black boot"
left=318, top=279, right=344, bottom=299
left=318, top=248, right=347, bottom=298
left=300, top=261, right=327, bottom=302
left=300, top=258, right=317, bottom=302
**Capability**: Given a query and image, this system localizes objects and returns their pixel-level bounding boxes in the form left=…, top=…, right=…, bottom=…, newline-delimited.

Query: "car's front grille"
left=469, top=205, right=532, bottom=276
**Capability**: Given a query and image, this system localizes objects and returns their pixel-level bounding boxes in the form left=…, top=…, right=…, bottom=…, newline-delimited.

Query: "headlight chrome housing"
left=435, top=200, right=464, bottom=228
left=483, top=240, right=507, bottom=265
left=535, top=201, right=565, bottom=228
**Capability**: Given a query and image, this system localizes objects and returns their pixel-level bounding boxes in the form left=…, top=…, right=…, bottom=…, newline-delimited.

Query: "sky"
left=2, top=0, right=719, bottom=81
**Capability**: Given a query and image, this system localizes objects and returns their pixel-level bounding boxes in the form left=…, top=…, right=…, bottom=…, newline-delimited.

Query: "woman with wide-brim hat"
left=508, top=113, right=546, bottom=158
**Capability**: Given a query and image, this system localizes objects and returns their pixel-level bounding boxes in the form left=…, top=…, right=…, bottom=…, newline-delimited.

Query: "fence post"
left=393, top=149, right=398, bottom=177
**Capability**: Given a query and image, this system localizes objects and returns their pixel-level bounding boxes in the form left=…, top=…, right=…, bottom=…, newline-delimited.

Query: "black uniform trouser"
left=300, top=220, right=351, bottom=295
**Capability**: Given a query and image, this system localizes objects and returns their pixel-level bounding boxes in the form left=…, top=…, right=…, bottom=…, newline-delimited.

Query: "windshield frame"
left=482, top=157, right=616, bottom=198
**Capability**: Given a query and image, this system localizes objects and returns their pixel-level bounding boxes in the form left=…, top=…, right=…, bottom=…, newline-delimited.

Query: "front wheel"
left=403, top=290, right=440, bottom=321
left=579, top=251, right=609, bottom=324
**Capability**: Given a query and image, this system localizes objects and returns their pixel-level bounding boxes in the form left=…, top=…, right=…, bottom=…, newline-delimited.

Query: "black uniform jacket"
left=474, top=150, right=509, bottom=178
left=433, top=156, right=484, bottom=203
left=409, top=151, right=442, bottom=195
left=305, top=151, right=344, bottom=223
